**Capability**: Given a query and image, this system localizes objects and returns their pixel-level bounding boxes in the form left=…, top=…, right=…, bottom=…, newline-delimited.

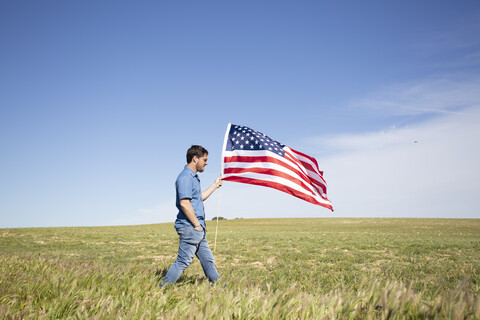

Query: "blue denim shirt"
left=174, top=166, right=206, bottom=229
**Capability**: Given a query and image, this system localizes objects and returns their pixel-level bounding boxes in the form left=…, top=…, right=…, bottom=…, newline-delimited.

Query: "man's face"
left=195, top=154, right=208, bottom=172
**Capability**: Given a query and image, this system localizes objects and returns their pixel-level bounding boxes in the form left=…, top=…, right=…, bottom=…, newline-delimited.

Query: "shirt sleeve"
left=176, top=174, right=193, bottom=200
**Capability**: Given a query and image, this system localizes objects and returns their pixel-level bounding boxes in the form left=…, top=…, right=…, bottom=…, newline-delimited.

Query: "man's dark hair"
left=186, top=145, right=208, bottom=163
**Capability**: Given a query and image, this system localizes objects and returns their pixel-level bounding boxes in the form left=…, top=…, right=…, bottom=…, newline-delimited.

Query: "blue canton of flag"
left=227, top=125, right=285, bottom=156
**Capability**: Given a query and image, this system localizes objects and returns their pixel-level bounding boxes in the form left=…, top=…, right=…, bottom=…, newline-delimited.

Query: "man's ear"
left=192, top=155, right=198, bottom=164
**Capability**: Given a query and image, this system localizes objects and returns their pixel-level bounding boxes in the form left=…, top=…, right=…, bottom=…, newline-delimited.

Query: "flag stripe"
left=224, top=154, right=316, bottom=193
left=283, top=148, right=327, bottom=195
left=224, top=151, right=330, bottom=202
left=283, top=151, right=328, bottom=197
left=223, top=158, right=329, bottom=201
left=286, top=148, right=327, bottom=185
left=222, top=175, right=333, bottom=210
left=290, top=148, right=320, bottom=171
left=224, top=167, right=318, bottom=198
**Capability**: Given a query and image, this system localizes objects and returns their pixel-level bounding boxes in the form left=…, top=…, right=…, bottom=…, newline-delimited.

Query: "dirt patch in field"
left=251, top=261, right=265, bottom=269
left=292, top=247, right=301, bottom=254
left=266, top=256, right=277, bottom=264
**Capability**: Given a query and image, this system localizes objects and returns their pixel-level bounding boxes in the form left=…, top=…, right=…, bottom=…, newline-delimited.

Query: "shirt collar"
left=184, top=165, right=198, bottom=178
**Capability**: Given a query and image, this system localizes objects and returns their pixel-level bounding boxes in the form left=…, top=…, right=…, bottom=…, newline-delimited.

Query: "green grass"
left=1, top=218, right=479, bottom=319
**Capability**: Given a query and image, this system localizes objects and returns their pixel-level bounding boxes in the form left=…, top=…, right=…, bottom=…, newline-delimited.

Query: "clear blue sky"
left=1, top=1, right=480, bottom=228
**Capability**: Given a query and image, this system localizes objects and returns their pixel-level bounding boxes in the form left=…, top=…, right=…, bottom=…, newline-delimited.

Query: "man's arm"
left=201, top=176, right=223, bottom=201
left=179, top=199, right=203, bottom=230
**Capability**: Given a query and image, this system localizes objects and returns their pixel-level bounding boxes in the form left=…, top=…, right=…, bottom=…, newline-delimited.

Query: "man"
left=160, top=145, right=223, bottom=287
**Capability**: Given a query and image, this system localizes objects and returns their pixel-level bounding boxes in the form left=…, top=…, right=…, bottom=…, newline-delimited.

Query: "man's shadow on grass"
left=155, top=268, right=205, bottom=286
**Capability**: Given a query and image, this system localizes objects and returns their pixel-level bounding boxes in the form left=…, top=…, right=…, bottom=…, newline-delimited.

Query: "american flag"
left=221, top=124, right=333, bottom=211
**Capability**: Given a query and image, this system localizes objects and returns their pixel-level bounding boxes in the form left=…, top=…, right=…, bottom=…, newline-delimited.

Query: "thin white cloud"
left=350, top=78, right=480, bottom=117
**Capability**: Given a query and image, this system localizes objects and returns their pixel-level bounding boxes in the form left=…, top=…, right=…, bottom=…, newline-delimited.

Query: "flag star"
left=250, top=136, right=254, bottom=140
left=245, top=140, right=249, bottom=144
left=250, top=145, right=254, bottom=149
left=269, top=147, right=272, bottom=150
left=235, top=140, right=239, bottom=144
left=240, top=136, right=244, bottom=140
left=240, top=145, right=244, bottom=149
left=255, top=140, right=259, bottom=144
left=246, top=133, right=250, bottom=136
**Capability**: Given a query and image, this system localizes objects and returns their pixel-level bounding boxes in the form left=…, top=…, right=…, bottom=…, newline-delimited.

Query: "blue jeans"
left=160, top=226, right=219, bottom=286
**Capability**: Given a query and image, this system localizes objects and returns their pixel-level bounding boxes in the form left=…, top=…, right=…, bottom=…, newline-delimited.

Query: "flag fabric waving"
left=221, top=123, right=333, bottom=211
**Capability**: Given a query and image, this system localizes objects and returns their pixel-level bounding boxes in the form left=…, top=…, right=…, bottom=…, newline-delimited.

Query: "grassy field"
left=1, top=218, right=479, bottom=319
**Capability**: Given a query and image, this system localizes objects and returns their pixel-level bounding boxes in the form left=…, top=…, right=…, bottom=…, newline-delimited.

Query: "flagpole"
left=214, top=123, right=231, bottom=252
left=220, top=123, right=231, bottom=178
left=214, top=187, right=220, bottom=252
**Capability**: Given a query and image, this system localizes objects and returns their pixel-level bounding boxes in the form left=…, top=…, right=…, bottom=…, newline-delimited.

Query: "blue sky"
left=1, top=1, right=480, bottom=228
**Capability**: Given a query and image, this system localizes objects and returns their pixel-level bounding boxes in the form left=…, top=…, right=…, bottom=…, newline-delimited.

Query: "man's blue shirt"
left=174, top=166, right=206, bottom=229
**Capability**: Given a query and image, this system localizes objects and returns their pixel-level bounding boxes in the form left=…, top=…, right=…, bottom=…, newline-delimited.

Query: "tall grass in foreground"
left=1, top=218, right=479, bottom=318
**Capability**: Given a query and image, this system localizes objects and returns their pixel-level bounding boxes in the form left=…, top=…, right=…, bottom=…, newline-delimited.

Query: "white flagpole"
left=214, top=123, right=231, bottom=252
left=214, top=188, right=220, bottom=252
